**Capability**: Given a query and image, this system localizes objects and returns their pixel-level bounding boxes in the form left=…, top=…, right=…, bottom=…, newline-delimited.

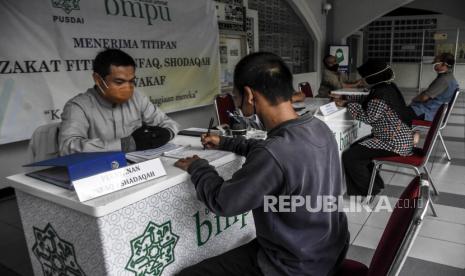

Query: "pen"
left=204, top=117, right=214, bottom=150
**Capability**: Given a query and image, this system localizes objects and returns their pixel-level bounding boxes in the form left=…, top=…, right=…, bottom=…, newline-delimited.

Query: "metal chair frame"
left=387, top=175, right=431, bottom=276
left=365, top=104, right=449, bottom=216
left=413, top=89, right=461, bottom=161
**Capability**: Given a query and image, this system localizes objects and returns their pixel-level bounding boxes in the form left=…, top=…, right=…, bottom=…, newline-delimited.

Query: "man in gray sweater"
left=175, top=52, right=349, bottom=276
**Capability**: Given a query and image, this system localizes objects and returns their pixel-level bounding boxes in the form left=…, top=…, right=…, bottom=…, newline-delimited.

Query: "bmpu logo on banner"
left=52, top=0, right=80, bottom=14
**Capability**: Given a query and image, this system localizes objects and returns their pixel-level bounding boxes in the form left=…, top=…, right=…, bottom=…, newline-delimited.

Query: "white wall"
left=330, top=0, right=414, bottom=43
left=385, top=14, right=465, bottom=90
left=406, top=0, right=465, bottom=23
left=391, top=63, right=422, bottom=88
left=288, top=0, right=328, bottom=86
left=390, top=63, right=464, bottom=92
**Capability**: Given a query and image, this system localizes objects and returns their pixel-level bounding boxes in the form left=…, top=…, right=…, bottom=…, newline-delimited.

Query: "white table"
left=294, top=98, right=372, bottom=154
left=7, top=136, right=255, bottom=276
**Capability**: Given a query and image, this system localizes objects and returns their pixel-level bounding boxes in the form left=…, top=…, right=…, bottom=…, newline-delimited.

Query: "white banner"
left=0, top=0, right=220, bottom=144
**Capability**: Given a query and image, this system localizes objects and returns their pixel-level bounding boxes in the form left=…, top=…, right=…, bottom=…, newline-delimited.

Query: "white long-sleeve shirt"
left=59, top=87, right=179, bottom=156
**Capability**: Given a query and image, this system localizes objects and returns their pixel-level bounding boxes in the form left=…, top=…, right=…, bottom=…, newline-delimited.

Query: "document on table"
left=126, top=143, right=184, bottom=163
left=163, top=145, right=231, bottom=163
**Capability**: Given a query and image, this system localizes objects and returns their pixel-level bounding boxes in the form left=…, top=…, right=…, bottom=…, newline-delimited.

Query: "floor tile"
left=395, top=167, right=419, bottom=176
left=345, top=245, right=372, bottom=266
left=409, top=236, right=465, bottom=269
left=353, top=225, right=465, bottom=269
left=431, top=140, right=465, bottom=155
left=399, top=256, right=465, bottom=276
left=441, top=126, right=465, bottom=138
left=348, top=223, right=363, bottom=244
left=364, top=197, right=398, bottom=229
left=449, top=107, right=465, bottom=115
left=432, top=200, right=465, bottom=222
left=352, top=225, right=383, bottom=249
left=0, top=223, right=23, bottom=246
left=343, top=199, right=372, bottom=225
left=447, top=115, right=465, bottom=124
left=0, top=263, right=20, bottom=276
left=0, top=234, right=29, bottom=271
left=389, top=173, right=416, bottom=187
left=419, top=219, right=465, bottom=245
left=0, top=199, right=22, bottom=230
left=429, top=164, right=465, bottom=195
left=379, top=170, right=395, bottom=184
left=10, top=260, right=32, bottom=276
left=346, top=245, right=465, bottom=276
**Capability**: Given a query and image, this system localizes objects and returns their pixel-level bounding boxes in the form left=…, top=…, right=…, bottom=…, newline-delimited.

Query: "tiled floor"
left=0, top=89, right=464, bottom=275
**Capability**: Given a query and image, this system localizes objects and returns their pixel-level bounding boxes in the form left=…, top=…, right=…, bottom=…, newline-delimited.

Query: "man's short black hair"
left=437, top=52, right=455, bottom=67
left=233, top=52, right=294, bottom=105
left=93, top=49, right=136, bottom=77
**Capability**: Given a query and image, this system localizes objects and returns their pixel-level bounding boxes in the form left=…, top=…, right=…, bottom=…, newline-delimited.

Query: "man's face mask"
left=236, top=109, right=264, bottom=130
left=433, top=62, right=448, bottom=73
left=328, top=63, right=339, bottom=72
left=235, top=90, right=265, bottom=130
left=95, top=65, right=135, bottom=104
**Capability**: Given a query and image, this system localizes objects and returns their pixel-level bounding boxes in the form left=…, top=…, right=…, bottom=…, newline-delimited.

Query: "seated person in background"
left=174, top=52, right=349, bottom=276
left=59, top=49, right=179, bottom=156
left=317, top=54, right=362, bottom=98
left=408, top=53, right=458, bottom=121
left=334, top=61, right=414, bottom=197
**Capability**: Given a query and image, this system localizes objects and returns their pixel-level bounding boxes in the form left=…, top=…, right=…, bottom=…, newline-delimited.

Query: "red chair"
left=214, top=93, right=236, bottom=126
left=299, top=82, right=313, bottom=98
left=412, top=89, right=461, bottom=161
left=365, top=104, right=448, bottom=212
left=336, top=175, right=431, bottom=276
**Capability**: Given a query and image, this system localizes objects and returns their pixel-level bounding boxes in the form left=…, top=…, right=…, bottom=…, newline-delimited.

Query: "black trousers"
left=176, top=238, right=349, bottom=276
left=342, top=143, right=398, bottom=196
left=176, top=239, right=263, bottom=276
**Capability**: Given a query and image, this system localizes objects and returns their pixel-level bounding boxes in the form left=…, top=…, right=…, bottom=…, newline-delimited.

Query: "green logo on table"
left=52, top=0, right=80, bottom=14
left=32, top=223, right=85, bottom=276
left=126, top=221, right=179, bottom=276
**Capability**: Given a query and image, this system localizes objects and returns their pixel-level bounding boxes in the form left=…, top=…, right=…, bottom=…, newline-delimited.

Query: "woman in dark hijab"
left=334, top=61, right=414, bottom=197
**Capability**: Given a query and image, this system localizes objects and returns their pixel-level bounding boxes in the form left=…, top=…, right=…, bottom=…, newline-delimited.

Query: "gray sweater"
left=188, top=114, right=349, bottom=276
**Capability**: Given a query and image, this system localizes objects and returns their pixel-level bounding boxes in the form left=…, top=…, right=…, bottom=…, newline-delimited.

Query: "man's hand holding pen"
left=203, top=117, right=214, bottom=150
left=175, top=117, right=219, bottom=171
left=201, top=133, right=221, bottom=149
